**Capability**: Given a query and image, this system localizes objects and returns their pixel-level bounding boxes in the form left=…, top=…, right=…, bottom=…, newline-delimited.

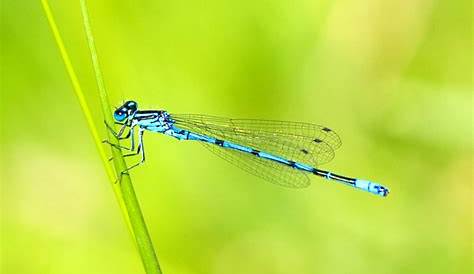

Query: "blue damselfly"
left=105, top=101, right=389, bottom=197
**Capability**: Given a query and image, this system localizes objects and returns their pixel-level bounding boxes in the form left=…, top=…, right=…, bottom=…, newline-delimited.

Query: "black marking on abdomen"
left=251, top=149, right=260, bottom=156
left=312, top=168, right=325, bottom=176
left=215, top=139, right=225, bottom=146
left=312, top=168, right=357, bottom=185
left=287, top=161, right=297, bottom=168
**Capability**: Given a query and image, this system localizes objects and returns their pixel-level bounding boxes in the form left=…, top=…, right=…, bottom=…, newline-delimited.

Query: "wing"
left=202, top=142, right=310, bottom=188
left=171, top=114, right=342, bottom=166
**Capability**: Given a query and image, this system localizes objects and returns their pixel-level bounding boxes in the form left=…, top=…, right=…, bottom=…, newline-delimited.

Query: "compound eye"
left=114, top=111, right=127, bottom=122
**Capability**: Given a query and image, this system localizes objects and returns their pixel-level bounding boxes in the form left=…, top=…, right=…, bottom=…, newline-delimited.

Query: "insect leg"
left=104, top=120, right=131, bottom=139
left=119, top=129, right=146, bottom=176
left=104, top=124, right=138, bottom=163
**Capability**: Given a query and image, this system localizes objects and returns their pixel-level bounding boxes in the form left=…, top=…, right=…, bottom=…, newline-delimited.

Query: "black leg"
left=104, top=120, right=131, bottom=139
left=119, top=129, right=146, bottom=178
left=102, top=140, right=134, bottom=151
left=103, top=122, right=137, bottom=155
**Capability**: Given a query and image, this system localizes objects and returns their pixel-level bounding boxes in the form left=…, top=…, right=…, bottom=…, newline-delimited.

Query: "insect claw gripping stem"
left=114, top=170, right=130, bottom=184
left=115, top=159, right=143, bottom=184
left=103, top=119, right=137, bottom=156
left=102, top=139, right=133, bottom=151
left=103, top=138, right=139, bottom=162
left=106, top=125, right=146, bottom=182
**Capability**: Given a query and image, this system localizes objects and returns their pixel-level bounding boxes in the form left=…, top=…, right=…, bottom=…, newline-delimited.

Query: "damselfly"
left=105, top=101, right=389, bottom=197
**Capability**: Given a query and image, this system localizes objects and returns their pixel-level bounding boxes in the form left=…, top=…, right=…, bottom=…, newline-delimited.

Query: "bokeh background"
left=1, top=0, right=472, bottom=273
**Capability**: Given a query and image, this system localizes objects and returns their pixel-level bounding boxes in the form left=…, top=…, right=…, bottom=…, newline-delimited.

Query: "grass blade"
left=41, top=0, right=162, bottom=273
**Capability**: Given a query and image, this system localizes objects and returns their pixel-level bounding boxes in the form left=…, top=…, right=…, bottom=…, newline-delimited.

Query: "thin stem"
left=40, top=0, right=126, bottom=216
left=41, top=0, right=162, bottom=273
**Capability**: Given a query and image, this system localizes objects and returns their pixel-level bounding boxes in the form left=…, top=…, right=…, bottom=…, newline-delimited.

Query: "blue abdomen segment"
left=171, top=126, right=389, bottom=197
left=354, top=179, right=389, bottom=197
left=172, top=127, right=306, bottom=168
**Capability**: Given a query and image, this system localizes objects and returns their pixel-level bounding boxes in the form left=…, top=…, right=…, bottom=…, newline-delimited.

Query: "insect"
left=105, top=100, right=389, bottom=197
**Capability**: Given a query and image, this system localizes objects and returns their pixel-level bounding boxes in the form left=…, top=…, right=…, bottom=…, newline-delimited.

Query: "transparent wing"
left=171, top=114, right=342, bottom=166
left=202, top=143, right=310, bottom=188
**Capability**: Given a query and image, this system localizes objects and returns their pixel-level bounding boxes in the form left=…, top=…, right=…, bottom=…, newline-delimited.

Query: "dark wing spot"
left=313, top=138, right=322, bottom=143
left=322, top=127, right=332, bottom=132
left=301, top=149, right=309, bottom=154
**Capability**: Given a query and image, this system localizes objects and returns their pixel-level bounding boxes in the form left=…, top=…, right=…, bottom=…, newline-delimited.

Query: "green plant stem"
left=41, top=0, right=162, bottom=273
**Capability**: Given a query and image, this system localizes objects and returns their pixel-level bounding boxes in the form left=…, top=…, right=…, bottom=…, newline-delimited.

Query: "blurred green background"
left=1, top=0, right=472, bottom=273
